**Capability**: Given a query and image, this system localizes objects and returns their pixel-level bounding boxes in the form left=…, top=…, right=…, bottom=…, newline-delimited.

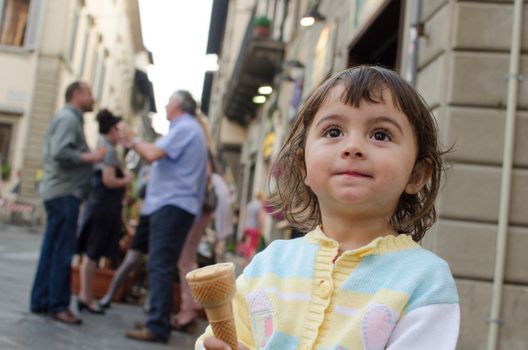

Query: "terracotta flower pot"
left=71, top=266, right=128, bottom=302
left=254, top=26, right=271, bottom=37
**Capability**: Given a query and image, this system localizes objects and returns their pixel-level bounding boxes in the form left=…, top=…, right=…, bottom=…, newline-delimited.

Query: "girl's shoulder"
left=243, top=237, right=316, bottom=278
left=393, top=246, right=459, bottom=311
left=399, top=245, right=453, bottom=276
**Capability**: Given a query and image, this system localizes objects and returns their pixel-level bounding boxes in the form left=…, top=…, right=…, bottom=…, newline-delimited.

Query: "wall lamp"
left=253, top=95, right=267, bottom=104
left=300, top=0, right=326, bottom=27
left=258, top=86, right=273, bottom=95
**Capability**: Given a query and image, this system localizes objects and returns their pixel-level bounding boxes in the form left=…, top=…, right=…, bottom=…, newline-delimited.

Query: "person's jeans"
left=30, top=195, right=80, bottom=313
left=146, top=205, right=195, bottom=341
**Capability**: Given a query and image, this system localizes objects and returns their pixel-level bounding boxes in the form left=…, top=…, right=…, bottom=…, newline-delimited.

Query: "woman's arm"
left=101, top=166, right=132, bottom=189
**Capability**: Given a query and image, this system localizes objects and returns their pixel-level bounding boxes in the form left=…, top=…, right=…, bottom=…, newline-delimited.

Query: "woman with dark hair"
left=76, top=109, right=132, bottom=313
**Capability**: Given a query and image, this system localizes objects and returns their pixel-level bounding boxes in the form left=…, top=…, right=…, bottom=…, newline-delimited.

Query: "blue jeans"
left=30, top=195, right=80, bottom=313
left=146, top=205, right=195, bottom=341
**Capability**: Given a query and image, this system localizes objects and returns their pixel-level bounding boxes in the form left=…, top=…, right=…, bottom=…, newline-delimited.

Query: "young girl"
left=199, top=66, right=459, bottom=350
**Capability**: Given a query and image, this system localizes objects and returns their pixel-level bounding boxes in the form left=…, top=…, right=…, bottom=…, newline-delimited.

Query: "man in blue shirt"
left=121, top=90, right=208, bottom=343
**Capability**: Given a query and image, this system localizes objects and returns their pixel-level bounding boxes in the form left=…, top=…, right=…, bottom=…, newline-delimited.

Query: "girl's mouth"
left=337, top=171, right=371, bottom=178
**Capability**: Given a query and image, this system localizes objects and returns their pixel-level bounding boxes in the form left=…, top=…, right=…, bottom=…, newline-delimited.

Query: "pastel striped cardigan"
left=197, top=226, right=459, bottom=350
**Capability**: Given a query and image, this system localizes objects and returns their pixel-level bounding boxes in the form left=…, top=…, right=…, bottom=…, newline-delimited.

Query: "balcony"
left=223, top=16, right=285, bottom=126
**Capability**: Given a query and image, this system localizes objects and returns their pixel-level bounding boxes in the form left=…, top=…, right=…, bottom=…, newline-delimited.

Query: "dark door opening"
left=348, top=0, right=404, bottom=70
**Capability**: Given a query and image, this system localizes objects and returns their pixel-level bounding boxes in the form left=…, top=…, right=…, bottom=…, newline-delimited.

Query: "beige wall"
left=0, top=53, right=36, bottom=192
left=0, top=54, right=34, bottom=113
left=0, top=0, right=148, bottom=202
left=414, top=0, right=528, bottom=348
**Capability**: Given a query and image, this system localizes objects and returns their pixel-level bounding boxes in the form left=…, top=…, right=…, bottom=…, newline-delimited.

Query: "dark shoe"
left=50, top=310, right=82, bottom=325
left=125, top=328, right=167, bottom=343
left=98, top=299, right=111, bottom=309
left=78, top=299, right=105, bottom=314
left=171, top=318, right=198, bottom=333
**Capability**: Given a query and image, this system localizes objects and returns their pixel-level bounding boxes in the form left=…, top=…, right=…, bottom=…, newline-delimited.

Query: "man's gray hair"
left=171, top=90, right=197, bottom=116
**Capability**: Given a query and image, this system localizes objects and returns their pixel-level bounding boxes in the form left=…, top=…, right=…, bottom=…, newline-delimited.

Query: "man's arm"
left=131, top=140, right=166, bottom=164
left=118, top=123, right=166, bottom=164
left=51, top=116, right=102, bottom=165
left=79, top=151, right=104, bottom=164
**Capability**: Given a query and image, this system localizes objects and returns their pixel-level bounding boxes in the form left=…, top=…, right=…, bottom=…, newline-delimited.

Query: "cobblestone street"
left=0, top=224, right=207, bottom=349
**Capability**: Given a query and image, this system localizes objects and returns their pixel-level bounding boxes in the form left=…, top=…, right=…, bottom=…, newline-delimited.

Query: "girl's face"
left=303, top=84, right=428, bottom=224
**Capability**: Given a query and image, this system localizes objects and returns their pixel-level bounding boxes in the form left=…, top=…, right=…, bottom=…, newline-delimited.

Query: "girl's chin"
left=333, top=191, right=371, bottom=204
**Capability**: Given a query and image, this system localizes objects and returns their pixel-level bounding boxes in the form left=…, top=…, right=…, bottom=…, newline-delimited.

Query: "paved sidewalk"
left=0, top=224, right=207, bottom=349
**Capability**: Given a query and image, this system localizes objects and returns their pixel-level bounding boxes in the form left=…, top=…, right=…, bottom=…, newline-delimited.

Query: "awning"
left=206, top=0, right=229, bottom=55
left=133, top=69, right=157, bottom=113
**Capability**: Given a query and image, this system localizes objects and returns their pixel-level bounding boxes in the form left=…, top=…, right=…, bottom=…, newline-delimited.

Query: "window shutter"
left=23, top=0, right=44, bottom=50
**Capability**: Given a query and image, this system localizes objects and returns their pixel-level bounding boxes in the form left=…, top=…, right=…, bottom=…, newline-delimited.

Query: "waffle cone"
left=186, top=263, right=238, bottom=350
left=211, top=315, right=238, bottom=350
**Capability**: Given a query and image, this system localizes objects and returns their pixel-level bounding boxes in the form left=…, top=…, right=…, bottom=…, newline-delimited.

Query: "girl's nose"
left=342, top=149, right=364, bottom=158
left=341, top=137, right=365, bottom=159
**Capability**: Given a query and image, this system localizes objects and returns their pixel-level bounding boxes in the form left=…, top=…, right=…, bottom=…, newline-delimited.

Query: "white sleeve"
left=387, top=303, right=460, bottom=350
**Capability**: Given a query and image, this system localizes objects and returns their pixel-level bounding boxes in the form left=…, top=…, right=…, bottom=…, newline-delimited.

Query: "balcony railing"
left=223, top=11, right=285, bottom=126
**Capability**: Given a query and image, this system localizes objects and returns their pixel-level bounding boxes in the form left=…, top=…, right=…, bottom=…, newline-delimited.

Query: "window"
left=78, top=15, right=93, bottom=78
left=0, top=0, right=30, bottom=46
left=96, top=62, right=106, bottom=102
left=90, top=51, right=100, bottom=86
left=78, top=29, right=89, bottom=77
left=67, top=5, right=80, bottom=62
left=0, top=122, right=12, bottom=179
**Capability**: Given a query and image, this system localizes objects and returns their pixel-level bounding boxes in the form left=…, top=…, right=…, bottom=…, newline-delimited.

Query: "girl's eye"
left=324, top=127, right=343, bottom=138
left=372, top=130, right=391, bottom=141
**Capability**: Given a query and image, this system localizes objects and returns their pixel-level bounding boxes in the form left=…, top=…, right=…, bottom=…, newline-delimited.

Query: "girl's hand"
left=203, top=336, right=250, bottom=350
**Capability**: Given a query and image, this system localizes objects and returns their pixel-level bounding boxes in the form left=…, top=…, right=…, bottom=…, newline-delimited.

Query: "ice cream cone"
left=186, top=262, right=238, bottom=350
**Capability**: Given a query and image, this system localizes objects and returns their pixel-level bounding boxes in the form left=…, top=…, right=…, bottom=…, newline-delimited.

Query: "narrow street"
left=0, top=224, right=206, bottom=349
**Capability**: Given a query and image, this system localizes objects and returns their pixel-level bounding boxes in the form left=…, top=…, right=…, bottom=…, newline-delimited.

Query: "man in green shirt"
left=30, top=82, right=103, bottom=325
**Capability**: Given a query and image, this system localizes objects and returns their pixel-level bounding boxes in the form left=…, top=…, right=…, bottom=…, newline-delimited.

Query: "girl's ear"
left=296, top=148, right=307, bottom=179
left=405, top=159, right=432, bottom=195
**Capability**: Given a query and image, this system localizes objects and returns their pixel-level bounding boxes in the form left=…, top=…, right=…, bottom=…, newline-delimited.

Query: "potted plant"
left=1, top=162, right=10, bottom=180
left=254, top=16, right=271, bottom=37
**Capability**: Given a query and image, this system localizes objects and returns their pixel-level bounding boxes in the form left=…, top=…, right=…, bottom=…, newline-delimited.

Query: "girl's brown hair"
left=269, top=66, right=445, bottom=242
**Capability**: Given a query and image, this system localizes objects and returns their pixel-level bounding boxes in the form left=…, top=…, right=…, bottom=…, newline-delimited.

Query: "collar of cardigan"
left=304, top=226, right=419, bottom=258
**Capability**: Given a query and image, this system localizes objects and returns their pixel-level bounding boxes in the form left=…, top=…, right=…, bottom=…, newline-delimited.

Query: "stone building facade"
left=0, top=0, right=155, bottom=206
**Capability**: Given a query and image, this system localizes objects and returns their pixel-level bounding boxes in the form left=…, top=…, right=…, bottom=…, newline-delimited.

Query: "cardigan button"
left=321, top=240, right=334, bottom=248
left=318, top=279, right=332, bottom=299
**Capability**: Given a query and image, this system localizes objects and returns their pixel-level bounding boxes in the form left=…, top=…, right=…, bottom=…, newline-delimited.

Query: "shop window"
left=0, top=122, right=13, bottom=179
left=0, top=0, right=30, bottom=46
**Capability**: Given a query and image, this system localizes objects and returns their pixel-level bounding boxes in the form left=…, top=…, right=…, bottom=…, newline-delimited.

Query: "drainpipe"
left=487, top=0, right=524, bottom=349
left=403, top=0, right=422, bottom=85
